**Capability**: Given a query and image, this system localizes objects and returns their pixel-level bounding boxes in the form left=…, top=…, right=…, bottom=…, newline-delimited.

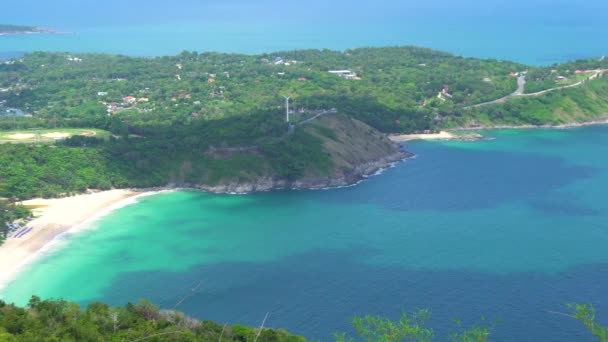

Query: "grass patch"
left=0, top=128, right=110, bottom=144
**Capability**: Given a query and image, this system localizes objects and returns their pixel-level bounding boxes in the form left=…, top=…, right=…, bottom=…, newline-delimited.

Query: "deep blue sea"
left=2, top=0, right=608, bottom=64
left=3, top=127, right=608, bottom=341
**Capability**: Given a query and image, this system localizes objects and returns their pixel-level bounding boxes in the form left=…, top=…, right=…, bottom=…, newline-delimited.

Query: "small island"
left=0, top=24, right=58, bottom=36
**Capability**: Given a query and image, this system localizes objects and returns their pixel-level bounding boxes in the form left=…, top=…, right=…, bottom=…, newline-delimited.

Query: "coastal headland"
left=1, top=45, right=608, bottom=289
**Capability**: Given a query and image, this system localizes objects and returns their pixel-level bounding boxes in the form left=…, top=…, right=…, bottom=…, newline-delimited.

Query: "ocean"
left=3, top=126, right=608, bottom=341
left=1, top=0, right=608, bottom=64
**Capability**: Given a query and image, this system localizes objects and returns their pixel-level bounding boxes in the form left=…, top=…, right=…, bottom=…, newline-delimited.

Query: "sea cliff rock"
left=188, top=150, right=409, bottom=194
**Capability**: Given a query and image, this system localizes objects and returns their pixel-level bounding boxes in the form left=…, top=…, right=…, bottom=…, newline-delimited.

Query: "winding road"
left=466, top=75, right=526, bottom=109
left=465, top=70, right=606, bottom=109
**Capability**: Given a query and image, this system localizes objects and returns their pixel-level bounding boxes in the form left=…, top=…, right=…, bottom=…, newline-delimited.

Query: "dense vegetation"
left=449, top=77, right=608, bottom=127
left=0, top=296, right=304, bottom=342
left=523, top=58, right=608, bottom=94
left=334, top=304, right=608, bottom=342
left=0, top=47, right=607, bottom=201
left=1, top=47, right=606, bottom=134
left=0, top=112, right=335, bottom=199
left=0, top=297, right=605, bottom=341
left=0, top=47, right=526, bottom=133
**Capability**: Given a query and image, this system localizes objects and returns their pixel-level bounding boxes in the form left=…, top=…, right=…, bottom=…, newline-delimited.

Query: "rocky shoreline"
left=76, top=118, right=608, bottom=197
left=450, top=117, right=608, bottom=131
left=181, top=149, right=412, bottom=194
left=124, top=152, right=412, bottom=195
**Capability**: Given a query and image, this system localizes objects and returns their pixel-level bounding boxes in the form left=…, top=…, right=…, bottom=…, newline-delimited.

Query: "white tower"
left=282, top=95, right=291, bottom=123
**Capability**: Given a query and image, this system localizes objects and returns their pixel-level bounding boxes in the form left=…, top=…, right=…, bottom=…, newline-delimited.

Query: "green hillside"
left=0, top=47, right=607, bottom=200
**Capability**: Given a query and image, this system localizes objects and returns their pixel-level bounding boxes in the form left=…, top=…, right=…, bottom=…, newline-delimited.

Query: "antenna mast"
left=282, top=95, right=291, bottom=123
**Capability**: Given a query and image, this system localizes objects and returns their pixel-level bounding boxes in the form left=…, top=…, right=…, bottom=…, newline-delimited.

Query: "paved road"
left=522, top=70, right=604, bottom=97
left=465, top=70, right=606, bottom=109
left=466, top=75, right=526, bottom=109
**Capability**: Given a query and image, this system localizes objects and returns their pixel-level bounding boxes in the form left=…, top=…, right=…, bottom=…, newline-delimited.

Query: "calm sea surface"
left=3, top=127, right=608, bottom=341
left=2, top=0, right=608, bottom=64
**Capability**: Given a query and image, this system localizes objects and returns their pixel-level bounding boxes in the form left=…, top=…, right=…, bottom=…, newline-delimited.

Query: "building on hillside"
left=2, top=108, right=25, bottom=116
left=328, top=70, right=361, bottom=80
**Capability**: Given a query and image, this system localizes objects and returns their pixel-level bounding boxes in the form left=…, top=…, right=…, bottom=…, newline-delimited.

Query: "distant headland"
left=0, top=24, right=61, bottom=36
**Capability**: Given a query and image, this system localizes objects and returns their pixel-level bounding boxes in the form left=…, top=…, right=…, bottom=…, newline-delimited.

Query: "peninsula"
left=0, top=46, right=606, bottom=202
left=0, top=24, right=58, bottom=36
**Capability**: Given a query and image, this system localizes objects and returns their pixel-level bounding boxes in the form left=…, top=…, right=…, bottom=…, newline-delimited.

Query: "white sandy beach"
left=0, top=189, right=139, bottom=290
left=389, top=131, right=455, bottom=141
left=389, top=131, right=485, bottom=142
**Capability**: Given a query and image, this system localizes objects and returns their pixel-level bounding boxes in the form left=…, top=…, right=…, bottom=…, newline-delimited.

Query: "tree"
left=570, top=304, right=608, bottom=342
left=334, top=310, right=490, bottom=342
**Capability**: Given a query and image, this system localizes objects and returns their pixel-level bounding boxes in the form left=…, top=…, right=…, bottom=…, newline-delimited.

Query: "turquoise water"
left=3, top=126, right=608, bottom=340
left=2, top=0, right=608, bottom=64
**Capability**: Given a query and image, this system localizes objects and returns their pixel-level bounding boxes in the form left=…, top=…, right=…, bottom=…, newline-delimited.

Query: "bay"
left=3, top=126, right=608, bottom=340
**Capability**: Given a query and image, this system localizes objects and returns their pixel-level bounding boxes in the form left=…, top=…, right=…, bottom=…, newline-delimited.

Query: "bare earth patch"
left=42, top=132, right=70, bottom=139
left=7, top=133, right=36, bottom=140
left=80, top=130, right=96, bottom=136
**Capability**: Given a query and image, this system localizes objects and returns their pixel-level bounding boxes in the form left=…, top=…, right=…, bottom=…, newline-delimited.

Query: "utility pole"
left=282, top=95, right=290, bottom=123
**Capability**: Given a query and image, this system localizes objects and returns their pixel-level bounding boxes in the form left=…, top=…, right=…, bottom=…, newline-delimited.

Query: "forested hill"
left=1, top=47, right=608, bottom=200
left=2, top=47, right=607, bottom=132
left=1, top=47, right=527, bottom=133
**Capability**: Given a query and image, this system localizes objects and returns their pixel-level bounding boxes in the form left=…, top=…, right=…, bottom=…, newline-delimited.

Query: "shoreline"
left=391, top=118, right=608, bottom=141
left=1, top=116, right=604, bottom=291
left=0, top=150, right=409, bottom=291
left=185, top=149, right=411, bottom=194
left=388, top=118, right=608, bottom=142
left=389, top=131, right=484, bottom=142
left=0, top=189, right=145, bottom=292
left=447, top=118, right=608, bottom=131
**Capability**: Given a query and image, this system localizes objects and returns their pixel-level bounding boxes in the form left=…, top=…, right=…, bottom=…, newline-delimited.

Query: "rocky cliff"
left=188, top=114, right=410, bottom=193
